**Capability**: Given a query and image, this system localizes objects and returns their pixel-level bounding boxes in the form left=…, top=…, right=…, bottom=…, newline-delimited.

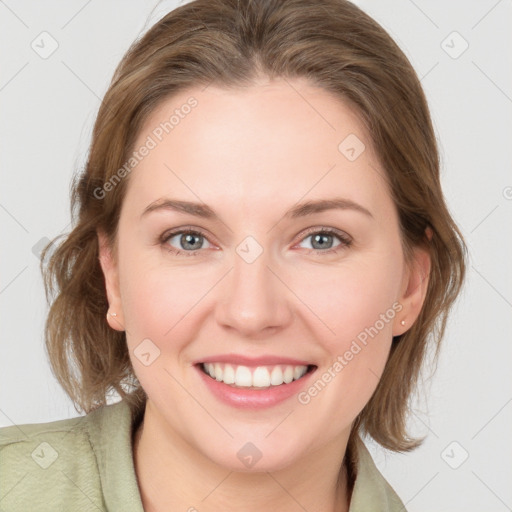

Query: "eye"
left=159, top=226, right=352, bottom=257
left=160, top=228, right=214, bottom=256
left=295, top=227, right=352, bottom=255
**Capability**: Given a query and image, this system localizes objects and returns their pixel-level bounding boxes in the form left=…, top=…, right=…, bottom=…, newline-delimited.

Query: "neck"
left=132, top=404, right=351, bottom=512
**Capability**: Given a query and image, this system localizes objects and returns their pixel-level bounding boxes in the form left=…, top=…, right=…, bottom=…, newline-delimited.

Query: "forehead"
left=124, top=78, right=392, bottom=219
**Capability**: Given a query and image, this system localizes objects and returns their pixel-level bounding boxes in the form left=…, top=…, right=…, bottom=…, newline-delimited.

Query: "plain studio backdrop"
left=0, top=1, right=511, bottom=511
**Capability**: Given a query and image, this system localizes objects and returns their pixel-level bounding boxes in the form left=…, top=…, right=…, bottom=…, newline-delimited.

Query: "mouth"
left=197, top=362, right=317, bottom=389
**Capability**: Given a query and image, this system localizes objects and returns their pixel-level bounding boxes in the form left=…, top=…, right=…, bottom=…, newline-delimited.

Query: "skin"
left=98, top=76, right=430, bottom=512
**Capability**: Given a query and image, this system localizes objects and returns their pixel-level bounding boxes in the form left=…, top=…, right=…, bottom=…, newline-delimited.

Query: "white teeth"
left=293, top=366, right=304, bottom=380
left=223, top=364, right=235, bottom=384
left=205, top=363, right=214, bottom=378
left=270, top=366, right=284, bottom=385
left=283, top=365, right=294, bottom=384
left=235, top=365, right=252, bottom=386
left=214, top=363, right=223, bottom=381
left=253, top=366, right=271, bottom=388
left=202, top=363, right=309, bottom=388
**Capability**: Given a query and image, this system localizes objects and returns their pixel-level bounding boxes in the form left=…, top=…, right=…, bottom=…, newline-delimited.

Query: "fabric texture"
left=0, top=399, right=407, bottom=511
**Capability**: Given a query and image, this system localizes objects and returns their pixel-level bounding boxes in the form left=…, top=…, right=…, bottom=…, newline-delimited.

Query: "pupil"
left=312, top=233, right=332, bottom=249
left=182, top=233, right=202, bottom=250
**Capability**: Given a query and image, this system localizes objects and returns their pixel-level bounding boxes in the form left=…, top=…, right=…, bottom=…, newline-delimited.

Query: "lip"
left=195, top=354, right=314, bottom=367
left=195, top=363, right=317, bottom=409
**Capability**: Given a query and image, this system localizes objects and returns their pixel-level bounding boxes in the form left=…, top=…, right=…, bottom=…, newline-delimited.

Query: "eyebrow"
left=140, top=197, right=373, bottom=220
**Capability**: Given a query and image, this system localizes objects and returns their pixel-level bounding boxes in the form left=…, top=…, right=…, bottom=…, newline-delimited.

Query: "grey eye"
left=167, top=231, right=212, bottom=251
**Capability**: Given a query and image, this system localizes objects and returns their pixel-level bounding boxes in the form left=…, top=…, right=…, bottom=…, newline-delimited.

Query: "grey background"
left=1, top=1, right=511, bottom=510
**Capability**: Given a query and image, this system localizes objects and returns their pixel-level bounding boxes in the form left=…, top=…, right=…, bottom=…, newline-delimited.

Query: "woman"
left=0, top=0, right=466, bottom=510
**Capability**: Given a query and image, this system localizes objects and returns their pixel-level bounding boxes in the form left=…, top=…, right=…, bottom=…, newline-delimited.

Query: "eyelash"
left=159, top=226, right=352, bottom=257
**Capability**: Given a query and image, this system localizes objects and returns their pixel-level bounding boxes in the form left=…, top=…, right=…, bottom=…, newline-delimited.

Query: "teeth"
left=235, top=365, right=252, bottom=386
left=253, top=366, right=271, bottom=388
left=270, top=366, right=284, bottom=385
left=293, top=366, right=304, bottom=380
left=223, top=364, right=235, bottom=384
left=283, top=366, right=294, bottom=384
left=202, top=363, right=309, bottom=388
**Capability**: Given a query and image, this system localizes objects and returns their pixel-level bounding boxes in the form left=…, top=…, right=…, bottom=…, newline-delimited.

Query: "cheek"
left=293, top=261, right=401, bottom=424
left=294, top=255, right=402, bottom=346
left=118, top=248, right=218, bottom=349
left=118, top=258, right=209, bottom=399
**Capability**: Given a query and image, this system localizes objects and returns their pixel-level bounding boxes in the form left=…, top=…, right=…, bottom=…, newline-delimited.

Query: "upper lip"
left=195, top=354, right=315, bottom=367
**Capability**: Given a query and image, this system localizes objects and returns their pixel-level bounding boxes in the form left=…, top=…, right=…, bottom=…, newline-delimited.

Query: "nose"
left=215, top=243, right=293, bottom=337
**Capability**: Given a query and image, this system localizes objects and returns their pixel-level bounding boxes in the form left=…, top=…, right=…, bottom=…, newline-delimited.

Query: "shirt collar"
left=85, top=398, right=145, bottom=512
left=348, top=436, right=407, bottom=511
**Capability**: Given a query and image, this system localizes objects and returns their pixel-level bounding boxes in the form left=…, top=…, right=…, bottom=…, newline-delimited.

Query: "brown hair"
left=41, top=0, right=467, bottom=452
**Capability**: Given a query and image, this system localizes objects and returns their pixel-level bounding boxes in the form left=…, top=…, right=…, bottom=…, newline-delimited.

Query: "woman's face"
left=100, top=77, right=425, bottom=471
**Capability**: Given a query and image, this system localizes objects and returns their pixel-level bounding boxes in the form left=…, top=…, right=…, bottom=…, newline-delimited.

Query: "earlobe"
left=393, top=243, right=431, bottom=337
left=97, top=229, right=125, bottom=331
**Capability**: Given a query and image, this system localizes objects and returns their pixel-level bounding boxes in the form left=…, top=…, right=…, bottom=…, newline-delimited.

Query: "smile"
left=200, top=362, right=315, bottom=389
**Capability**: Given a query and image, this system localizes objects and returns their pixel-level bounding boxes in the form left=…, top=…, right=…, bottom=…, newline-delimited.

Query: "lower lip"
left=195, top=364, right=317, bottom=409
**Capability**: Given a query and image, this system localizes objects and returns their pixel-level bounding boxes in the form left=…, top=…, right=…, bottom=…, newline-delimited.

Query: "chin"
left=198, top=434, right=305, bottom=473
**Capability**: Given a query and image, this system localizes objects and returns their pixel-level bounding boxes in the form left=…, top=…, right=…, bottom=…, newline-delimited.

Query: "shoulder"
left=0, top=399, right=142, bottom=512
left=349, top=437, right=408, bottom=512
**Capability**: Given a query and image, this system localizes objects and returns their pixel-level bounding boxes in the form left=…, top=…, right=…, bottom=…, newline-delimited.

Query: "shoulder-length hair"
left=41, top=0, right=466, bottom=452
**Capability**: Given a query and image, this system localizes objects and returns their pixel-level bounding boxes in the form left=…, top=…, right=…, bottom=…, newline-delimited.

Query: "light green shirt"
left=0, top=399, right=407, bottom=511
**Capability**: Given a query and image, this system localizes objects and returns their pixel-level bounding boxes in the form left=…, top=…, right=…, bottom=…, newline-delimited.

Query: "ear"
left=393, top=229, right=432, bottom=336
left=97, top=229, right=125, bottom=331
